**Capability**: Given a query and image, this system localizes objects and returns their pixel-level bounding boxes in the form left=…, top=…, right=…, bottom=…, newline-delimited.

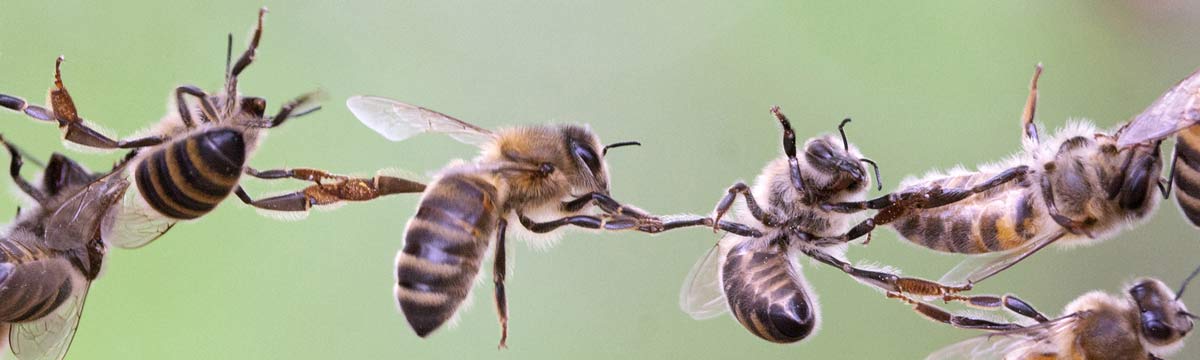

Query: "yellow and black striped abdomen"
left=1172, top=125, right=1200, bottom=227
left=721, top=238, right=817, bottom=343
left=0, top=237, right=76, bottom=323
left=893, top=190, right=1040, bottom=254
left=395, top=174, right=499, bottom=337
left=134, top=128, right=246, bottom=220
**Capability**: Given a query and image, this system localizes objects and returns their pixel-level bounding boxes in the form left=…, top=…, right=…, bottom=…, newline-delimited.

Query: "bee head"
left=1129, top=278, right=1194, bottom=352
left=799, top=118, right=880, bottom=198
left=239, top=96, right=267, bottom=119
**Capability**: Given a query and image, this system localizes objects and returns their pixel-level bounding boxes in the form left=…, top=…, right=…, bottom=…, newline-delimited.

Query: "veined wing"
left=10, top=278, right=90, bottom=360
left=679, top=242, right=727, bottom=320
left=44, top=170, right=131, bottom=250
left=346, top=95, right=496, bottom=146
left=1116, top=66, right=1200, bottom=148
left=100, top=188, right=177, bottom=249
left=926, top=315, right=1077, bottom=360
left=939, top=232, right=1064, bottom=286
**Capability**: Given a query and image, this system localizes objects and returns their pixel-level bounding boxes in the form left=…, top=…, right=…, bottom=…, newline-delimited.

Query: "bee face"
left=802, top=135, right=868, bottom=194
left=561, top=125, right=610, bottom=194
left=1129, top=279, right=1193, bottom=346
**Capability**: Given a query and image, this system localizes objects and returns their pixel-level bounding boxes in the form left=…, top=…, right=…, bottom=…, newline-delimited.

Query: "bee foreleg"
left=174, top=85, right=221, bottom=128
left=493, top=219, right=509, bottom=350
left=561, top=192, right=652, bottom=219
left=890, top=293, right=1026, bottom=331
left=770, top=106, right=811, bottom=200
left=1021, top=63, right=1043, bottom=144
left=1039, top=175, right=1095, bottom=237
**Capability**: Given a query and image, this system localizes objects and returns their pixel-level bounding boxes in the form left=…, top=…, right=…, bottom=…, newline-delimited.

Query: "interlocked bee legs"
left=794, top=239, right=974, bottom=299
left=234, top=167, right=427, bottom=212
left=0, top=57, right=164, bottom=149
left=493, top=219, right=509, bottom=349
left=889, top=294, right=1026, bottom=331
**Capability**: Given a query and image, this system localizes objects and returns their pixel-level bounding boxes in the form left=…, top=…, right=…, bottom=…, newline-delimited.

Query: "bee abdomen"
left=395, top=175, right=497, bottom=337
left=134, top=128, right=245, bottom=220
left=894, top=194, right=1036, bottom=254
left=721, top=240, right=817, bottom=343
left=1172, top=125, right=1200, bottom=226
left=0, top=257, right=74, bottom=323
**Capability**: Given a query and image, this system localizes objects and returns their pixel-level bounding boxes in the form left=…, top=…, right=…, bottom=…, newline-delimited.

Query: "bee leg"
left=517, top=213, right=654, bottom=232
left=770, top=106, right=811, bottom=201
left=561, top=192, right=653, bottom=219
left=1161, top=148, right=1178, bottom=199
left=797, top=244, right=973, bottom=297
left=0, top=137, right=46, bottom=203
left=945, top=294, right=1049, bottom=323
left=824, top=166, right=1031, bottom=213
left=889, top=293, right=1026, bottom=331
left=11, top=57, right=164, bottom=149
left=263, top=92, right=321, bottom=128
left=1021, top=63, right=1043, bottom=144
left=710, top=182, right=778, bottom=231
left=1039, top=175, right=1095, bottom=237
left=650, top=216, right=764, bottom=238
left=238, top=168, right=425, bottom=211
left=220, top=7, right=267, bottom=116
left=174, top=85, right=222, bottom=127
left=493, top=219, right=509, bottom=350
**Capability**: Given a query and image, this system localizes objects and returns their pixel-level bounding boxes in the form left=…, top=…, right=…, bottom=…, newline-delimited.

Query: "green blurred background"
left=2, top=1, right=1199, bottom=359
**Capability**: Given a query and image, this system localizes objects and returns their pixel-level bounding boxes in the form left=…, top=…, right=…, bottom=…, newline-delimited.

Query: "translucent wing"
left=926, top=315, right=1077, bottom=360
left=1116, top=67, right=1200, bottom=148
left=679, top=240, right=728, bottom=320
left=44, top=172, right=131, bottom=251
left=939, top=232, right=1065, bottom=285
left=346, top=95, right=496, bottom=146
left=99, top=188, right=178, bottom=249
left=10, top=279, right=90, bottom=360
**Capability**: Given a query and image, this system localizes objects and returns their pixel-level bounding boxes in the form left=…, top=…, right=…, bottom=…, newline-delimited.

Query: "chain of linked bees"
left=0, top=8, right=1198, bottom=360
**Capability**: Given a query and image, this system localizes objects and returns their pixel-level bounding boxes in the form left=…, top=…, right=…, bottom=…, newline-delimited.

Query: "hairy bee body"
left=892, top=123, right=1161, bottom=255
left=0, top=236, right=80, bottom=324
left=132, top=127, right=248, bottom=220
left=395, top=170, right=500, bottom=336
left=1171, top=125, right=1200, bottom=226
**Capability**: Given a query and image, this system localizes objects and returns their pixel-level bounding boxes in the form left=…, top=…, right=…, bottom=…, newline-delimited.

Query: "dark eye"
left=572, top=142, right=601, bottom=175
left=1142, top=317, right=1173, bottom=341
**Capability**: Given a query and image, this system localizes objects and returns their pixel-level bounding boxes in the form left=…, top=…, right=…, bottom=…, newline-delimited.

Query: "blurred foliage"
left=1, top=1, right=1199, bottom=359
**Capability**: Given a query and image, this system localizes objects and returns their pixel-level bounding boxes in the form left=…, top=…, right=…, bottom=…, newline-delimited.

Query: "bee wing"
left=346, top=95, right=496, bottom=146
left=44, top=171, right=131, bottom=251
left=939, top=232, right=1065, bottom=285
left=9, top=281, right=90, bottom=360
left=679, top=240, right=728, bottom=320
left=1116, top=67, right=1200, bottom=148
left=99, top=186, right=178, bottom=249
left=925, top=315, right=1078, bottom=360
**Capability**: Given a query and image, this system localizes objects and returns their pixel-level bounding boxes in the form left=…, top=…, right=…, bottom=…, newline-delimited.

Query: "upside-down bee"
left=0, top=138, right=129, bottom=360
left=825, top=64, right=1174, bottom=289
left=680, top=106, right=966, bottom=343
left=0, top=9, right=423, bottom=247
left=346, top=95, right=749, bottom=348
left=918, top=266, right=1198, bottom=360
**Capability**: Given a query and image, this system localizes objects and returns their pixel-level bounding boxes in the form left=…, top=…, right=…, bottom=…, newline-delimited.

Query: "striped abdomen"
left=394, top=174, right=498, bottom=337
left=892, top=186, right=1041, bottom=254
left=134, top=128, right=246, bottom=220
left=1172, top=125, right=1200, bottom=227
left=721, top=238, right=817, bottom=343
left=0, top=237, right=76, bottom=323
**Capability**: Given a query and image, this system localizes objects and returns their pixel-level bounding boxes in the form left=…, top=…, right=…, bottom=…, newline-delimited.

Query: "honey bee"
left=0, top=137, right=130, bottom=360
left=920, top=266, right=1199, bottom=360
left=1113, top=67, right=1200, bottom=228
left=680, top=106, right=967, bottom=343
left=0, top=9, right=422, bottom=246
left=346, top=95, right=740, bottom=348
left=825, top=64, right=1171, bottom=289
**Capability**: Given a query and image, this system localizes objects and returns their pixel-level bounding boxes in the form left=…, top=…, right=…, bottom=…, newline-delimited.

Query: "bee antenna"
left=859, top=158, right=882, bottom=191
left=837, top=118, right=852, bottom=152
left=602, top=141, right=641, bottom=156
left=225, top=33, right=234, bottom=77
left=1176, top=263, right=1200, bottom=301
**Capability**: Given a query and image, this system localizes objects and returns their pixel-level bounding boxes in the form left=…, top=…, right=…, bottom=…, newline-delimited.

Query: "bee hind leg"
left=237, top=167, right=426, bottom=211
left=945, top=294, right=1049, bottom=323
left=890, top=293, right=1026, bottom=331
left=796, top=243, right=973, bottom=298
